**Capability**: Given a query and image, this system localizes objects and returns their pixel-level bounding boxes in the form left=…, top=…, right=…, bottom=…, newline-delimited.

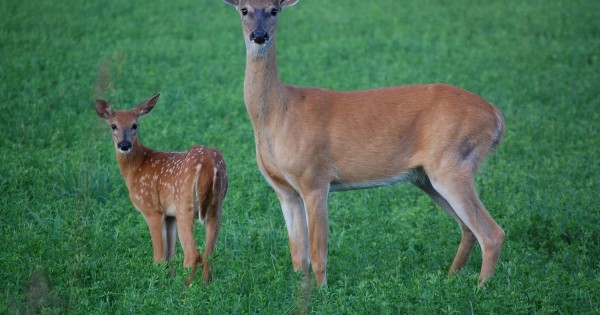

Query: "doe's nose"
left=250, top=30, right=269, bottom=44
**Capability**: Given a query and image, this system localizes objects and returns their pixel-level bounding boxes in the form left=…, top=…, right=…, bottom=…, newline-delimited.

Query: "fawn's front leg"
left=144, top=212, right=166, bottom=262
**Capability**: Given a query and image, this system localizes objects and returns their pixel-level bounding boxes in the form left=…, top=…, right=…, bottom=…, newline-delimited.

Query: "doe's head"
left=224, top=0, right=300, bottom=55
left=95, top=94, right=160, bottom=154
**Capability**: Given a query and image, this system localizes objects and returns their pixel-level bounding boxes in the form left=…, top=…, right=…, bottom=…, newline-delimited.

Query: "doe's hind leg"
left=428, top=170, right=504, bottom=284
left=413, top=173, right=476, bottom=274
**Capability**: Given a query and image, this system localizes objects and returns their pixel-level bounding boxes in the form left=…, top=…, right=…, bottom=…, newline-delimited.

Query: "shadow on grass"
left=23, top=268, right=60, bottom=315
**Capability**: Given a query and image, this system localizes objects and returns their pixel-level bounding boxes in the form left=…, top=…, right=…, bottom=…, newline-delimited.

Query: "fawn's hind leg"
left=176, top=206, right=200, bottom=286
left=164, top=216, right=178, bottom=260
left=201, top=208, right=221, bottom=283
left=162, top=216, right=178, bottom=278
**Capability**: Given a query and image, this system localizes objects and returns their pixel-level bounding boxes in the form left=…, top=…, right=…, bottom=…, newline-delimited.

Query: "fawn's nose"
left=118, top=141, right=132, bottom=153
left=250, top=30, right=269, bottom=44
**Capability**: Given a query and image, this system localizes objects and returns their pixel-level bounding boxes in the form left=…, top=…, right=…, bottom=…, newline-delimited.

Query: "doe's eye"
left=241, top=8, right=248, bottom=15
left=271, top=8, right=278, bottom=16
left=111, top=124, right=117, bottom=130
left=132, top=123, right=138, bottom=130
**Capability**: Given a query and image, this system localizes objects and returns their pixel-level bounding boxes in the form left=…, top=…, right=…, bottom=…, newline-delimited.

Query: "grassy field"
left=1, top=0, right=599, bottom=313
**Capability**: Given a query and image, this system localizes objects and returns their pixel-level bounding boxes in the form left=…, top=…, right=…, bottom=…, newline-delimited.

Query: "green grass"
left=1, top=0, right=599, bottom=313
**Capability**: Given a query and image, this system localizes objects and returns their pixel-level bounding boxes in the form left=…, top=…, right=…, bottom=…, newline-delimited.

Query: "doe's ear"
left=95, top=100, right=113, bottom=120
left=223, top=0, right=239, bottom=7
left=136, top=93, right=160, bottom=117
left=280, top=0, right=300, bottom=9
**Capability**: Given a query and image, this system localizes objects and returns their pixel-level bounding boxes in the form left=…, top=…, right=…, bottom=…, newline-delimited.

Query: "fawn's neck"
left=115, top=139, right=151, bottom=180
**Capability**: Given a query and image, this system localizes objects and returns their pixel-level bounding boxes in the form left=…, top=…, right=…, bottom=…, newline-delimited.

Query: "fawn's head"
left=95, top=94, right=160, bottom=154
left=224, top=0, right=299, bottom=56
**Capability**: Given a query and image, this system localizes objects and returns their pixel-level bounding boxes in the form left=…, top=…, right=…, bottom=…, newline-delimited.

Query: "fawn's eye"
left=111, top=124, right=117, bottom=130
left=271, top=8, right=278, bottom=16
left=241, top=8, right=248, bottom=15
left=132, top=123, right=137, bottom=130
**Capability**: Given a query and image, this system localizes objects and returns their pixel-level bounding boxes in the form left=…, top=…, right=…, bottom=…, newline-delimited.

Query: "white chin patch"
left=246, top=39, right=271, bottom=57
left=118, top=148, right=131, bottom=154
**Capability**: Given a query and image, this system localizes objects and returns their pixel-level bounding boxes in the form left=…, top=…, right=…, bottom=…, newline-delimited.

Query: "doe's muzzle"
left=250, top=30, right=269, bottom=44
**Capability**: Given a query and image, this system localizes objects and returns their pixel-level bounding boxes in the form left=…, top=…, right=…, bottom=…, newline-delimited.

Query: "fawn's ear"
left=95, top=100, right=114, bottom=120
left=280, top=0, right=300, bottom=9
left=223, top=0, right=238, bottom=7
left=136, top=93, right=160, bottom=117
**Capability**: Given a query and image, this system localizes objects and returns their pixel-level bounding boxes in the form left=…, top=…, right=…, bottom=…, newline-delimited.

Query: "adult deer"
left=95, top=94, right=228, bottom=286
left=223, top=0, right=505, bottom=285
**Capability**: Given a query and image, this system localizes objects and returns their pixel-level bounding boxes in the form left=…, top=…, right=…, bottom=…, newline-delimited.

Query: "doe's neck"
left=243, top=41, right=288, bottom=123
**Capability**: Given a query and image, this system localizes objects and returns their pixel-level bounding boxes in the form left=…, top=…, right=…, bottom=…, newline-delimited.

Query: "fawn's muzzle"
left=118, top=141, right=132, bottom=152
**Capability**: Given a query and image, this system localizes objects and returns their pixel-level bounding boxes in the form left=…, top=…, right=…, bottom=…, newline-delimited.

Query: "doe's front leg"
left=303, top=188, right=330, bottom=286
left=276, top=188, right=310, bottom=279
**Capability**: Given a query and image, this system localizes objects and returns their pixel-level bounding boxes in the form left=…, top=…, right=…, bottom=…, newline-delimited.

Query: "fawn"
left=96, top=94, right=227, bottom=286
